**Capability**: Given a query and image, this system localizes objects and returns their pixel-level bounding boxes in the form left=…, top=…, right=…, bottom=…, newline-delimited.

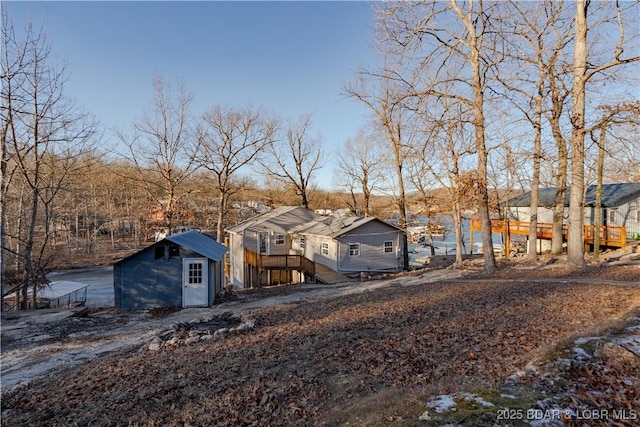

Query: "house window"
left=275, top=234, right=285, bottom=245
left=321, top=242, right=329, bottom=255
left=636, top=210, right=640, bottom=222
left=349, top=243, right=360, bottom=256
left=609, top=210, right=616, bottom=224
left=299, top=237, right=306, bottom=249
left=384, top=241, right=393, bottom=253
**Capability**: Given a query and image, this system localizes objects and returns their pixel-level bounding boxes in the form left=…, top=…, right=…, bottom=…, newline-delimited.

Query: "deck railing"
left=584, top=224, right=626, bottom=248
left=471, top=218, right=625, bottom=248
left=244, top=248, right=315, bottom=276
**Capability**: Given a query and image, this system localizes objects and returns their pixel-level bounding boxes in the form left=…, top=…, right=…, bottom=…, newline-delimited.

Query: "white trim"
left=183, top=258, right=208, bottom=307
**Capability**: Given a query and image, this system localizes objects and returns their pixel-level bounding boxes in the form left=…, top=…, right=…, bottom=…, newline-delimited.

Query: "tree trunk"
left=452, top=203, right=464, bottom=268
left=567, top=0, right=588, bottom=269
left=593, top=125, right=605, bottom=261
left=527, top=75, right=544, bottom=262
left=470, top=36, right=497, bottom=273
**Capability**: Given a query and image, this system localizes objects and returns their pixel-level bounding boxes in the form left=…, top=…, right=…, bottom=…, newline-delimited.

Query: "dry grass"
left=2, top=264, right=640, bottom=426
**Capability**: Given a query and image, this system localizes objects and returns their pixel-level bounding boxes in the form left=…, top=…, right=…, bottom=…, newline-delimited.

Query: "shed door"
left=183, top=258, right=208, bottom=307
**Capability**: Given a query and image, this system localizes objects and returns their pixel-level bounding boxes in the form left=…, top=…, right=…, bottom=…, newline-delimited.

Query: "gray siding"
left=336, top=221, right=404, bottom=273
left=114, top=245, right=183, bottom=309
left=114, top=245, right=223, bottom=309
left=304, top=235, right=338, bottom=271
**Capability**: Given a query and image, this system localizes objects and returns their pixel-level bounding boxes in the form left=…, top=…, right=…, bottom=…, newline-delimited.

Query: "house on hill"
left=114, top=230, right=227, bottom=309
left=226, top=206, right=407, bottom=288
left=503, top=183, right=640, bottom=252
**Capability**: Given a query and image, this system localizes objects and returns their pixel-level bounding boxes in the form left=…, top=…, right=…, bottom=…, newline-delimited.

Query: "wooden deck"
left=245, top=248, right=354, bottom=286
left=470, top=219, right=627, bottom=251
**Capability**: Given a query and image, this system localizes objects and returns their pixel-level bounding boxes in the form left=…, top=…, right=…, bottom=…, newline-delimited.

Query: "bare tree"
left=345, top=67, right=413, bottom=270
left=492, top=1, right=569, bottom=262
left=375, top=0, right=500, bottom=272
left=196, top=105, right=276, bottom=242
left=567, top=0, right=639, bottom=268
left=345, top=69, right=411, bottom=228
left=334, top=129, right=384, bottom=217
left=259, top=114, right=323, bottom=210
left=1, top=16, right=97, bottom=309
left=410, top=100, right=475, bottom=267
left=118, top=75, right=198, bottom=235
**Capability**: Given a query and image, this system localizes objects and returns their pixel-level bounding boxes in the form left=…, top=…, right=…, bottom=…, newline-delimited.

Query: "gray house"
left=290, top=214, right=407, bottom=274
left=114, top=230, right=228, bottom=309
left=504, top=183, right=640, bottom=251
left=226, top=206, right=407, bottom=288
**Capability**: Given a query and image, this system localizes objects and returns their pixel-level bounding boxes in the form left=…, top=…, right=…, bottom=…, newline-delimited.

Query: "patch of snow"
left=574, top=336, right=603, bottom=344
left=572, top=347, right=592, bottom=360
left=500, top=393, right=516, bottom=399
left=459, top=392, right=495, bottom=407
left=426, top=394, right=457, bottom=413
left=613, top=335, right=640, bottom=356
left=418, top=411, right=431, bottom=421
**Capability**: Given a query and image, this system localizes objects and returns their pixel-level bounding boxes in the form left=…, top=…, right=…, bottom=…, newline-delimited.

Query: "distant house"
left=504, top=183, right=640, bottom=251
left=114, top=230, right=228, bottom=309
left=226, top=206, right=407, bottom=288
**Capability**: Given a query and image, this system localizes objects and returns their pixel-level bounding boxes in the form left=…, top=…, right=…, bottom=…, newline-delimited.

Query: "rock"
left=185, top=335, right=200, bottom=345
left=214, top=328, right=228, bottom=338
left=148, top=339, right=162, bottom=351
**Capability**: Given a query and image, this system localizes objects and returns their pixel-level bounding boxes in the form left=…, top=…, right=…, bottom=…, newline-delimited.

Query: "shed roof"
left=503, top=183, right=640, bottom=208
left=115, top=230, right=227, bottom=265
left=165, top=230, right=228, bottom=261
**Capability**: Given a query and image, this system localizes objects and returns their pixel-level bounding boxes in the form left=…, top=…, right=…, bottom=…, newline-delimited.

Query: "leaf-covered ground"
left=2, top=263, right=640, bottom=426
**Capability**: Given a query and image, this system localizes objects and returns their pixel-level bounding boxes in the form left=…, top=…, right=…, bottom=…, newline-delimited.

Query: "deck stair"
left=312, top=263, right=354, bottom=285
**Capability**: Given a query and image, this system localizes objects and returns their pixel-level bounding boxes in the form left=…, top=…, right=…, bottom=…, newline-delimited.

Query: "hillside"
left=2, top=258, right=639, bottom=426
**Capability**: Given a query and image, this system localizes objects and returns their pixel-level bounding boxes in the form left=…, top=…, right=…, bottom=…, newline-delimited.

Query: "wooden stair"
left=312, top=263, right=354, bottom=285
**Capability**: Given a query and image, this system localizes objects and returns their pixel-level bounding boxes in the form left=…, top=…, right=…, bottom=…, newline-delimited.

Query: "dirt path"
left=1, top=268, right=465, bottom=392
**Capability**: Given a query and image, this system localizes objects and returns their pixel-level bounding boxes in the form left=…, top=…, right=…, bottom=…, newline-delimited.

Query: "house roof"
left=226, top=206, right=319, bottom=234
left=291, top=214, right=404, bottom=239
left=584, top=183, right=640, bottom=207
left=503, top=183, right=640, bottom=208
left=165, top=230, right=228, bottom=261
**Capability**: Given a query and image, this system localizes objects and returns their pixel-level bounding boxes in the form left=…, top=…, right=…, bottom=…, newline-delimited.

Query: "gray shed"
left=114, top=230, right=228, bottom=309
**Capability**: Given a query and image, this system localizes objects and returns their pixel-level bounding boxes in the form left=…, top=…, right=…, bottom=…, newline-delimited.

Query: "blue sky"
left=4, top=1, right=379, bottom=190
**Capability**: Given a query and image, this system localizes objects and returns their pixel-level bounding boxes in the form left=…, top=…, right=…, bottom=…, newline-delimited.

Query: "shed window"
left=609, top=210, right=616, bottom=224
left=349, top=243, right=360, bottom=256
left=384, top=241, right=393, bottom=253
left=299, top=237, right=306, bottom=249
left=636, top=210, right=640, bottom=222
left=321, top=242, right=329, bottom=255
left=188, top=262, right=203, bottom=284
left=275, top=234, right=285, bottom=245
left=154, top=243, right=179, bottom=260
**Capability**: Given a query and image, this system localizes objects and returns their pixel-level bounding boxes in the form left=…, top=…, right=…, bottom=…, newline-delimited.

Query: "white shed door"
left=183, top=258, right=208, bottom=307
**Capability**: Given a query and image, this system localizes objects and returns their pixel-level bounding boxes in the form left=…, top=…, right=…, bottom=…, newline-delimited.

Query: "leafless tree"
left=374, top=0, right=500, bottom=272
left=196, top=105, right=277, bottom=242
left=567, top=0, right=639, bottom=268
left=334, top=129, right=384, bottom=217
left=491, top=1, right=570, bottom=262
left=409, top=99, right=475, bottom=267
left=1, top=15, right=97, bottom=309
left=259, top=114, right=323, bottom=210
left=117, top=75, right=199, bottom=235
left=345, top=68, right=411, bottom=227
